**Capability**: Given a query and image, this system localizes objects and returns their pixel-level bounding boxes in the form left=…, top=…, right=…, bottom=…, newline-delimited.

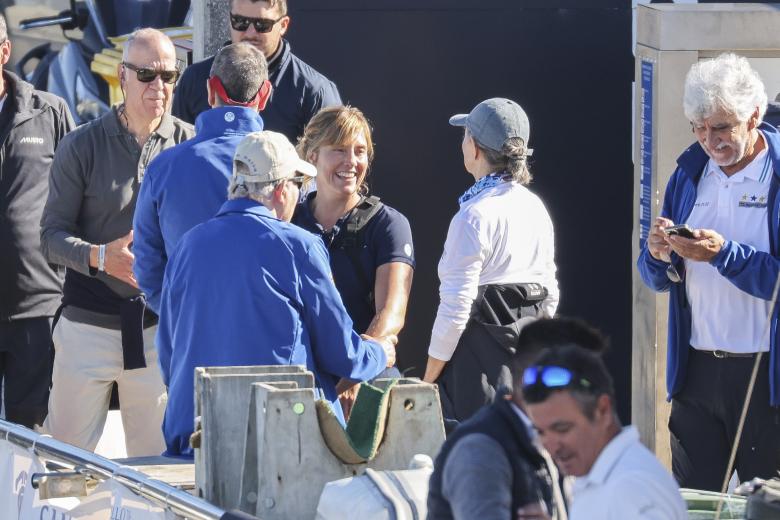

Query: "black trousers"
left=0, top=317, right=54, bottom=428
left=669, top=348, right=780, bottom=490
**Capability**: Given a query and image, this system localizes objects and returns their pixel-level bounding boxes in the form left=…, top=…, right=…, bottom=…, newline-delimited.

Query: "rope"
left=714, top=271, right=780, bottom=519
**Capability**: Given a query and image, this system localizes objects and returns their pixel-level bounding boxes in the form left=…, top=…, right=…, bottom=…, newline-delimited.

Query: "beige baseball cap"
left=232, top=130, right=317, bottom=184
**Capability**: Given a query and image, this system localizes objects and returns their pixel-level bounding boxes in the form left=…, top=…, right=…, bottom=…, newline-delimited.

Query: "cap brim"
left=449, top=114, right=468, bottom=127
left=295, top=158, right=318, bottom=178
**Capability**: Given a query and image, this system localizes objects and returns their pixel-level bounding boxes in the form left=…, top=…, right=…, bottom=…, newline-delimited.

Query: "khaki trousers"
left=43, top=316, right=166, bottom=457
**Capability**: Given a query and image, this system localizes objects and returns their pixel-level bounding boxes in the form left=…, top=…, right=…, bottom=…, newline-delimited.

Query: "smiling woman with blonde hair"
left=292, top=106, right=415, bottom=417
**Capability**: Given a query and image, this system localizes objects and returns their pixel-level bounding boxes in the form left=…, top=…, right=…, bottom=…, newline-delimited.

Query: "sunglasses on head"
left=522, top=365, right=592, bottom=392
left=123, top=62, right=179, bottom=84
left=230, top=13, right=286, bottom=33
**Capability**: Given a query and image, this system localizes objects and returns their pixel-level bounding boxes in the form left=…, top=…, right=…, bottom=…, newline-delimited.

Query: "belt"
left=694, top=349, right=759, bottom=359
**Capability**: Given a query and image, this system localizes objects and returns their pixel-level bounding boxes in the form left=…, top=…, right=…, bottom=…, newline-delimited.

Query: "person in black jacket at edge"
left=172, top=0, right=342, bottom=144
left=0, top=13, right=75, bottom=429
left=428, top=317, right=607, bottom=520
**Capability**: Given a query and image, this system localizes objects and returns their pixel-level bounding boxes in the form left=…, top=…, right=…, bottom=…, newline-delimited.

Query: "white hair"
left=683, top=53, right=767, bottom=124
left=227, top=161, right=278, bottom=201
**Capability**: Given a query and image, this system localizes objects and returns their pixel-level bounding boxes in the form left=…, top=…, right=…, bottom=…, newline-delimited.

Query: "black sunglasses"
left=230, top=13, right=286, bottom=33
left=123, top=62, right=179, bottom=84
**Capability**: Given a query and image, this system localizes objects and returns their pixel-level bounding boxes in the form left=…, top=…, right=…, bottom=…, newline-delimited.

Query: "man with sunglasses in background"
left=172, top=0, right=341, bottom=143
left=156, top=131, right=396, bottom=457
left=40, top=28, right=194, bottom=456
left=524, top=345, right=686, bottom=520
left=133, top=42, right=269, bottom=315
left=427, top=317, right=606, bottom=520
left=0, top=13, right=74, bottom=430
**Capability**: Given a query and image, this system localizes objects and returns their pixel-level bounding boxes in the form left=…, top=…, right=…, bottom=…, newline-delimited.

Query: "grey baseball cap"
left=449, top=98, right=531, bottom=153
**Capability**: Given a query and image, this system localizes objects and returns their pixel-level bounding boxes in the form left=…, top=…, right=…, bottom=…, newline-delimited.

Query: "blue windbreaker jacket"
left=133, top=106, right=264, bottom=314
left=157, top=199, right=388, bottom=457
left=637, top=122, right=780, bottom=405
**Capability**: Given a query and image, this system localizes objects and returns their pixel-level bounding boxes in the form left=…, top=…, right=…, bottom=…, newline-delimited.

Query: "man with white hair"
left=157, top=131, right=395, bottom=457
left=40, top=28, right=194, bottom=455
left=638, top=53, right=780, bottom=489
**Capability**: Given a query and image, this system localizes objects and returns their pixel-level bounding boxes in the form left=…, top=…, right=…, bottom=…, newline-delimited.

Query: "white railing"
left=0, top=418, right=232, bottom=520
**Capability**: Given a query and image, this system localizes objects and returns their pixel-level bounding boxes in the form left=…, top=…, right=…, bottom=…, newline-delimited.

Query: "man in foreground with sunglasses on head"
left=173, top=0, right=341, bottom=143
left=156, top=131, right=396, bottom=457
left=524, top=345, right=686, bottom=520
left=134, top=42, right=270, bottom=315
left=40, top=28, right=194, bottom=456
left=427, top=317, right=608, bottom=520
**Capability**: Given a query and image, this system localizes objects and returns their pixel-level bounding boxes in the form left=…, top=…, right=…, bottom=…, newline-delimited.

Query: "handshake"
left=362, top=333, right=398, bottom=367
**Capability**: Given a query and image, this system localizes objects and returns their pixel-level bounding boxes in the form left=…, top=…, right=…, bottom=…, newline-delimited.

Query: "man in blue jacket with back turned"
left=134, top=42, right=270, bottom=314
left=638, top=53, right=780, bottom=490
left=157, top=131, right=395, bottom=457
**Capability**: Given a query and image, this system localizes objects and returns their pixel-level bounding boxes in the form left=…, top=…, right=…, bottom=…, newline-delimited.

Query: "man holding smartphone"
left=638, top=53, right=780, bottom=490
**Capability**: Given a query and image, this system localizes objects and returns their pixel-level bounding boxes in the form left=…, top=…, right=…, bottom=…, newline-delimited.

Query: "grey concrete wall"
left=192, top=0, right=229, bottom=62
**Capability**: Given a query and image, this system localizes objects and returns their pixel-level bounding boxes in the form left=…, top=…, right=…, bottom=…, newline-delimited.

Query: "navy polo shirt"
left=292, top=194, right=415, bottom=332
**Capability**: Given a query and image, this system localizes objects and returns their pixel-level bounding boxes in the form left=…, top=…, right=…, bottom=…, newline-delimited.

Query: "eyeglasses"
left=522, top=365, right=592, bottom=392
left=122, top=62, right=179, bottom=84
left=287, top=176, right=306, bottom=189
left=230, top=13, right=286, bottom=33
left=690, top=120, right=742, bottom=138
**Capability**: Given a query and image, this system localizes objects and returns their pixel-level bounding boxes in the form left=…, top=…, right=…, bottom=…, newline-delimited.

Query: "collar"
left=458, top=171, right=511, bottom=206
left=268, top=39, right=292, bottom=84
left=268, top=39, right=289, bottom=71
left=703, top=132, right=770, bottom=183
left=579, top=425, right=638, bottom=487
left=678, top=122, right=780, bottom=184
left=297, top=191, right=360, bottom=234
left=102, top=104, right=176, bottom=139
left=3, top=71, right=32, bottom=116
left=217, top=197, right=276, bottom=220
left=194, top=106, right=264, bottom=137
left=509, top=401, right=535, bottom=438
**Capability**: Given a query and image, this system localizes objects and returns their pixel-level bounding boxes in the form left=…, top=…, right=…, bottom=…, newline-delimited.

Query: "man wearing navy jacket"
left=172, top=0, right=341, bottom=143
left=638, top=53, right=780, bottom=490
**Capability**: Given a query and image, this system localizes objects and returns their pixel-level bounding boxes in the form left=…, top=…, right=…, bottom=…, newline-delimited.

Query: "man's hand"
left=423, top=356, right=447, bottom=384
left=338, top=383, right=360, bottom=421
left=667, top=228, right=725, bottom=262
left=105, top=230, right=138, bottom=288
left=648, top=216, right=674, bottom=262
left=362, top=333, right=397, bottom=367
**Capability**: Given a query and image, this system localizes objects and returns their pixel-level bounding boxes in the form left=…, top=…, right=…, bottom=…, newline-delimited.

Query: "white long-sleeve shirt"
left=428, top=181, right=559, bottom=361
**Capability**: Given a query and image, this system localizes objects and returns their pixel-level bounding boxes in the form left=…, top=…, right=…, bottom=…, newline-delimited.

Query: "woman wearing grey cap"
left=423, top=98, right=559, bottom=423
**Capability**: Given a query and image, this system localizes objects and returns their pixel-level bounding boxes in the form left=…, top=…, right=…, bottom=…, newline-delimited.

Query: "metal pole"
left=0, top=419, right=230, bottom=520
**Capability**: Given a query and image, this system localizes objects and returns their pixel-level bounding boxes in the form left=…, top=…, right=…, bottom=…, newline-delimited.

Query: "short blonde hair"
left=297, top=105, right=375, bottom=168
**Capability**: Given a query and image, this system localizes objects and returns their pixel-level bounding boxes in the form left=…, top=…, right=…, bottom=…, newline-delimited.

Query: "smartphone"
left=664, top=224, right=695, bottom=239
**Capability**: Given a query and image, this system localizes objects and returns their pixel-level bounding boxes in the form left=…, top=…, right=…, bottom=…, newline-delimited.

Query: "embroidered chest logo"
left=19, top=136, right=44, bottom=145
left=739, top=193, right=768, bottom=209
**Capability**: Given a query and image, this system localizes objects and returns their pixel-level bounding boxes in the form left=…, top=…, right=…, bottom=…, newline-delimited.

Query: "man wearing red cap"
left=133, top=42, right=271, bottom=315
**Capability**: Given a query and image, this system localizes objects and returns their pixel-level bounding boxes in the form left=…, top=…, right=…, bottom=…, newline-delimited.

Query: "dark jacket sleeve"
left=40, top=132, right=94, bottom=275
left=442, top=433, right=514, bottom=520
